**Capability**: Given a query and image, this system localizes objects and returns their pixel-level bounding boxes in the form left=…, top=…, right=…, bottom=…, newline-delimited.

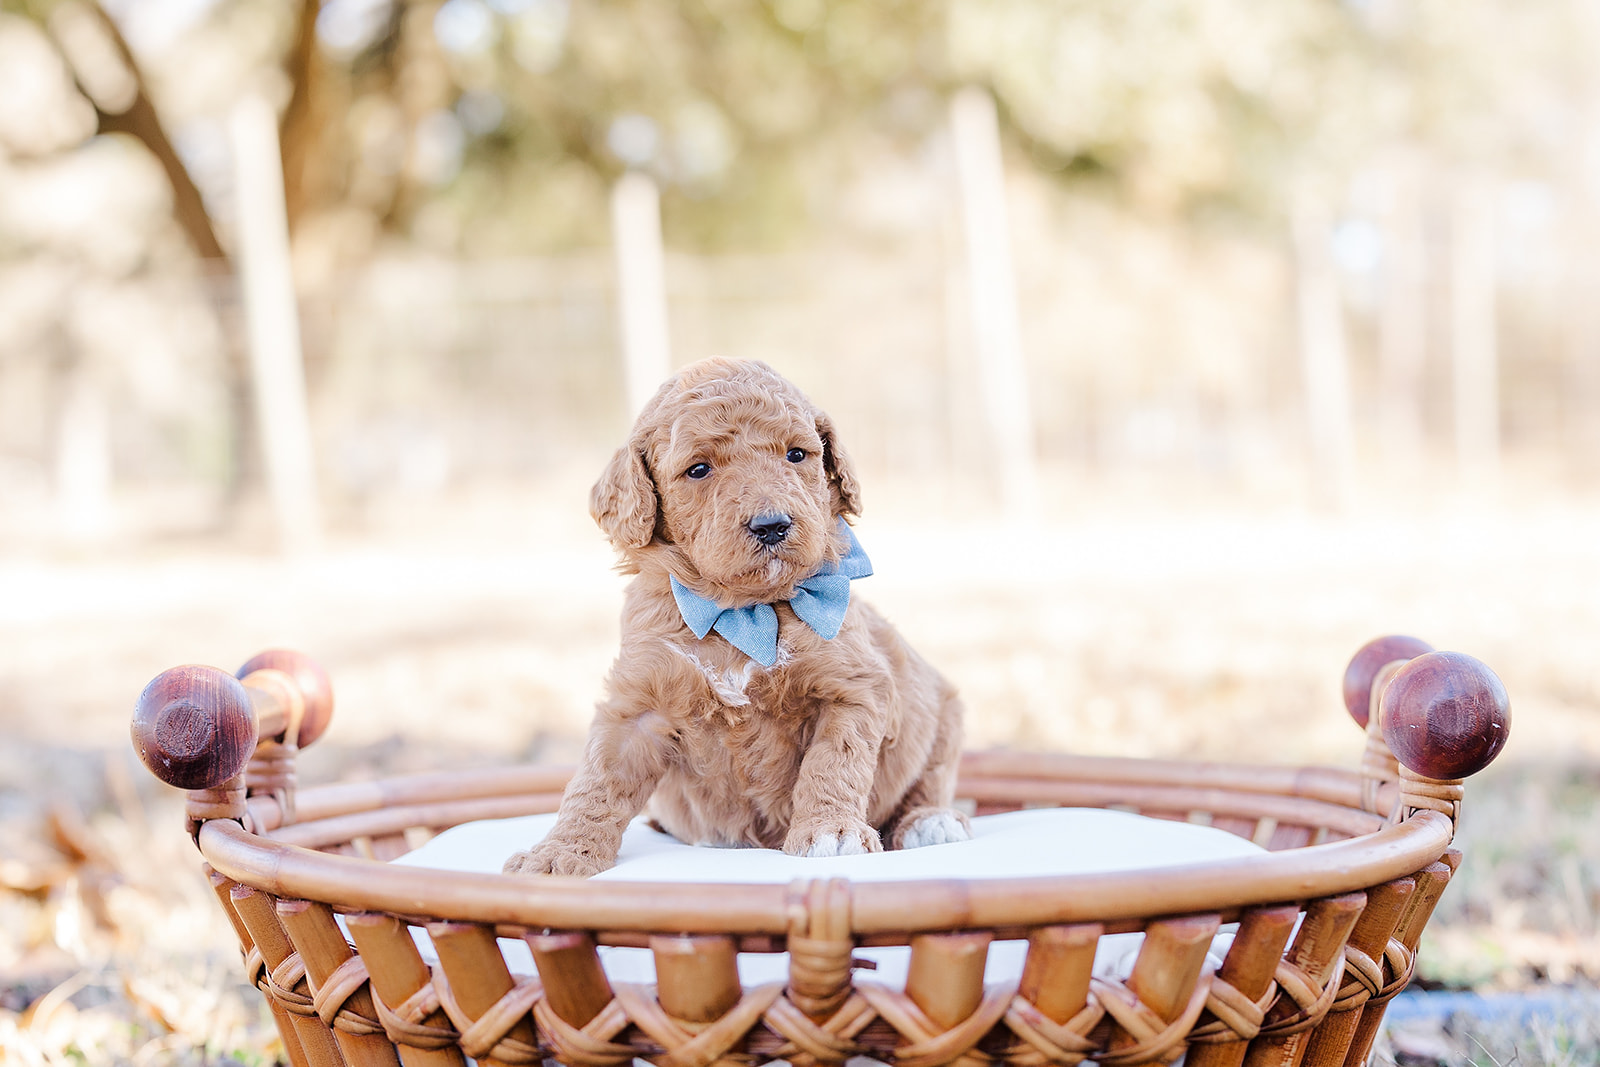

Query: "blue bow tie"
left=670, top=521, right=873, bottom=667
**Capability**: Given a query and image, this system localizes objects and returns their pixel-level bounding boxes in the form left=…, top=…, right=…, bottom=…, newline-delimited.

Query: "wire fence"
left=4, top=175, right=1600, bottom=546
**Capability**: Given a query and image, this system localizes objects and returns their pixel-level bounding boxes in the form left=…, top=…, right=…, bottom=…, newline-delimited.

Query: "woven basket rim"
left=201, top=814, right=1452, bottom=935
left=275, top=752, right=1371, bottom=825
left=199, top=750, right=1452, bottom=937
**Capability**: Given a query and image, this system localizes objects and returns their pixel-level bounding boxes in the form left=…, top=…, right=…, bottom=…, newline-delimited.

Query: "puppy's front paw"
left=785, top=818, right=882, bottom=858
left=889, top=807, right=972, bottom=850
left=501, top=840, right=609, bottom=878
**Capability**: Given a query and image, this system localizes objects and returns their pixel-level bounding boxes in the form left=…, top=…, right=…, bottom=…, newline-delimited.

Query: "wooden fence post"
left=230, top=92, right=321, bottom=552
left=55, top=355, right=112, bottom=543
left=949, top=86, right=1038, bottom=520
left=1377, top=160, right=1429, bottom=472
left=1450, top=174, right=1500, bottom=490
left=1291, top=189, right=1356, bottom=511
left=612, top=170, right=672, bottom=417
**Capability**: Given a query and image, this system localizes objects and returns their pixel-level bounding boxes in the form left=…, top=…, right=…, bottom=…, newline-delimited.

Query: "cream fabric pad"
left=389, top=808, right=1263, bottom=987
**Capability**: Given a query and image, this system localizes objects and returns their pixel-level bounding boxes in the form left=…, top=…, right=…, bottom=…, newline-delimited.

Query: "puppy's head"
left=591, top=358, right=861, bottom=603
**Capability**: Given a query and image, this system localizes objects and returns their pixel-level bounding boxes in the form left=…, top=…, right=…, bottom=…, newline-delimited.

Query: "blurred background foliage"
left=5, top=0, right=1600, bottom=609
left=6, top=0, right=1600, bottom=545
left=9, top=0, right=1595, bottom=254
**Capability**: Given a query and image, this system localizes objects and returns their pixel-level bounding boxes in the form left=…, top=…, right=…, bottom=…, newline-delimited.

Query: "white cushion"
left=389, top=808, right=1263, bottom=987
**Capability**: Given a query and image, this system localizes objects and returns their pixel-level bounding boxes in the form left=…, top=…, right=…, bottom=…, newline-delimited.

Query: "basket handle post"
left=131, top=649, right=333, bottom=837
left=1341, top=635, right=1435, bottom=816
left=237, top=649, right=334, bottom=824
left=1379, top=650, right=1510, bottom=828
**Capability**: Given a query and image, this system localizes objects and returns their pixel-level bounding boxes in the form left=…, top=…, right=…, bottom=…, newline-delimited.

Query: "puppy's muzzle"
left=747, top=512, right=792, bottom=546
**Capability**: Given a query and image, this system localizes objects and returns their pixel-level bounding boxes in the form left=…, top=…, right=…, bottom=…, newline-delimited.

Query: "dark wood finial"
left=1380, top=651, right=1511, bottom=780
left=237, top=649, right=334, bottom=748
left=132, top=666, right=256, bottom=790
left=1342, top=635, right=1435, bottom=727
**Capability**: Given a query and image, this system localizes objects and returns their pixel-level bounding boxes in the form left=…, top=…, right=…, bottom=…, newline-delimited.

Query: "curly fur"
left=504, top=358, right=969, bottom=877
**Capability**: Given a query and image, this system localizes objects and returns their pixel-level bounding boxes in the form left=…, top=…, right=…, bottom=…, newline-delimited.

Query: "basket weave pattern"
left=133, top=644, right=1504, bottom=1067
left=185, top=754, right=1460, bottom=1067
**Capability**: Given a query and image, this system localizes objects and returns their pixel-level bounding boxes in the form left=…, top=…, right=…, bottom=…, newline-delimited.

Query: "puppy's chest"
left=663, top=637, right=792, bottom=709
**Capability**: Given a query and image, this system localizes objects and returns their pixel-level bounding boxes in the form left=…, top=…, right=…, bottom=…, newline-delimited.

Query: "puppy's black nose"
left=747, top=513, right=792, bottom=546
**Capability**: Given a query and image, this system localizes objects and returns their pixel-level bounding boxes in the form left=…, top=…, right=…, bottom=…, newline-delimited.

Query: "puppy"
left=504, top=358, right=969, bottom=877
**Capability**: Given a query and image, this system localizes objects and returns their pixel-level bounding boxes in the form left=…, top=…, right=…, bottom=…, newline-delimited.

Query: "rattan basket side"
left=131, top=637, right=1509, bottom=1067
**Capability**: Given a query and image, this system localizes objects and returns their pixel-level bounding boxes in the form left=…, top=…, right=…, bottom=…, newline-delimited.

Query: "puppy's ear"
left=815, top=411, right=862, bottom=517
left=591, top=444, right=658, bottom=548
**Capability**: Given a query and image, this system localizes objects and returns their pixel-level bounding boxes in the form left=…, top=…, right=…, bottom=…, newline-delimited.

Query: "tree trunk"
left=50, top=1, right=256, bottom=507
left=278, top=0, right=325, bottom=235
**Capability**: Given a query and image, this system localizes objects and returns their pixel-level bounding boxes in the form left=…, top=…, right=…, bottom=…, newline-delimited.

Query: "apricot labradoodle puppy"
left=504, top=357, right=969, bottom=877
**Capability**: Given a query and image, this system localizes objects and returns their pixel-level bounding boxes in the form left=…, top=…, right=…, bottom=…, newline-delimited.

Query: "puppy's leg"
left=885, top=689, right=972, bottom=850
left=503, top=709, right=673, bottom=877
left=783, top=707, right=885, bottom=857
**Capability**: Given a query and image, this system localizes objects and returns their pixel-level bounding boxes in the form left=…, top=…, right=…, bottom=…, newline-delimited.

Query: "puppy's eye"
left=786, top=448, right=808, bottom=463
left=685, top=463, right=712, bottom=480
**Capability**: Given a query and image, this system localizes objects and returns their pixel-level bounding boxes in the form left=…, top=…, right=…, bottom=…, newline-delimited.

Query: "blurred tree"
left=6, top=0, right=1600, bottom=522
left=270, top=0, right=1598, bottom=255
left=280, top=0, right=327, bottom=230
left=9, top=0, right=257, bottom=500
left=33, top=0, right=228, bottom=262
left=279, top=0, right=950, bottom=253
left=10, top=0, right=1600, bottom=258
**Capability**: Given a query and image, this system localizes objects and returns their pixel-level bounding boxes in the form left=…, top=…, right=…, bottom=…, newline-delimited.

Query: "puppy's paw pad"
left=502, top=849, right=551, bottom=876
left=802, top=832, right=869, bottom=857
left=899, top=811, right=972, bottom=848
left=788, top=821, right=882, bottom=858
left=501, top=844, right=604, bottom=878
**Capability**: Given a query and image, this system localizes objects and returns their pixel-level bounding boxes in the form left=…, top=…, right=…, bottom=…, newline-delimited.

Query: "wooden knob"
left=1342, top=635, right=1434, bottom=727
left=132, top=666, right=256, bottom=790
left=1380, top=651, right=1510, bottom=780
left=237, top=649, right=334, bottom=748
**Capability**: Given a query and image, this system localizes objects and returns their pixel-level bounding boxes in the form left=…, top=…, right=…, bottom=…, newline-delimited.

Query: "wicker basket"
left=130, top=636, right=1509, bottom=1067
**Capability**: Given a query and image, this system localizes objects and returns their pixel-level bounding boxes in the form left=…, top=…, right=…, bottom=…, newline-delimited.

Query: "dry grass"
left=4, top=476, right=1600, bottom=1063
left=1375, top=1015, right=1600, bottom=1067
left=0, top=787, right=278, bottom=1065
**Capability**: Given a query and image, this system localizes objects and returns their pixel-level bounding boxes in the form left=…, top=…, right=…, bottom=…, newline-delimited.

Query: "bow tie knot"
left=670, top=521, right=872, bottom=667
